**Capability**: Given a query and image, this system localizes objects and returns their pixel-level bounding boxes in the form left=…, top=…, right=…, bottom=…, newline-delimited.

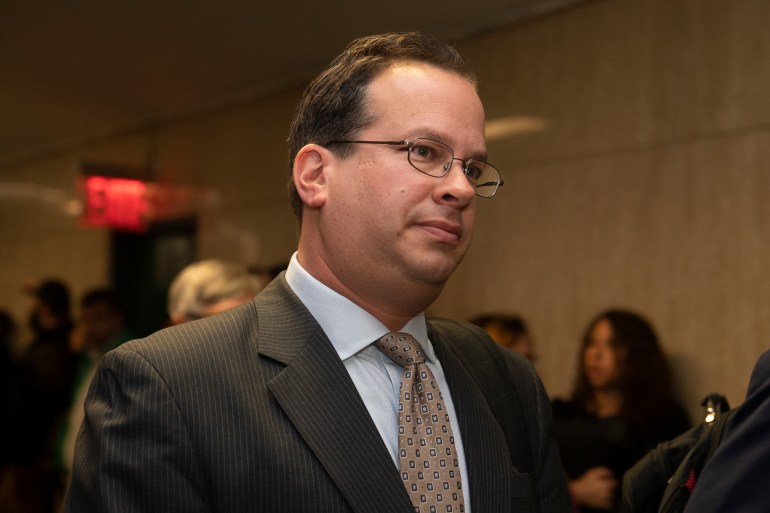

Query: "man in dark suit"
left=65, top=32, right=570, bottom=513
left=682, top=349, right=770, bottom=513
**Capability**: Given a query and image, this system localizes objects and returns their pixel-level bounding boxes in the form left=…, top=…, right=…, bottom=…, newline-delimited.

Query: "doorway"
left=110, top=218, right=197, bottom=337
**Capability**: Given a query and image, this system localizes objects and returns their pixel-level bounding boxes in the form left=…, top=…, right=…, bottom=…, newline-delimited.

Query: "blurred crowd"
left=0, top=260, right=285, bottom=513
left=470, top=309, right=692, bottom=513
left=0, top=267, right=714, bottom=513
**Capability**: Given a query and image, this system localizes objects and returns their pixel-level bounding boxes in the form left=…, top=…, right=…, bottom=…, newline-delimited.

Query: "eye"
left=463, top=161, right=485, bottom=182
left=410, top=142, right=439, bottom=161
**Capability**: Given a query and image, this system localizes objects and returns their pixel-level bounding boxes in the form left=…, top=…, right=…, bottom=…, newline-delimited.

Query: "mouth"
left=585, top=366, right=603, bottom=379
left=415, top=219, right=463, bottom=243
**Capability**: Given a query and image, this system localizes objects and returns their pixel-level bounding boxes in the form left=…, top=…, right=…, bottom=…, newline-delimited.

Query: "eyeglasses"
left=326, top=137, right=504, bottom=198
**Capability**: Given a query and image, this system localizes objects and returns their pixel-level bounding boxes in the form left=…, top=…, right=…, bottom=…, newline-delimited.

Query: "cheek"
left=605, top=355, right=623, bottom=379
left=464, top=206, right=476, bottom=231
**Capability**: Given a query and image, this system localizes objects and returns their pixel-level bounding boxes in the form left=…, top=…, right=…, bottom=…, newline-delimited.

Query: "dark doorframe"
left=110, top=218, right=197, bottom=337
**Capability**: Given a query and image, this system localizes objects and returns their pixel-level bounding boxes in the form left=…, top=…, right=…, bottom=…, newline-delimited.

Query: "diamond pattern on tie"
left=375, top=333, right=465, bottom=513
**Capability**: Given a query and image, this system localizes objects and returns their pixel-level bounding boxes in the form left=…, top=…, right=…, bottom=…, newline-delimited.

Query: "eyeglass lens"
left=407, top=138, right=500, bottom=198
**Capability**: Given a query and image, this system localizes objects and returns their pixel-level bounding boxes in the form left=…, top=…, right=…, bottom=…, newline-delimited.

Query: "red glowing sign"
left=81, top=176, right=149, bottom=232
left=79, top=175, right=204, bottom=232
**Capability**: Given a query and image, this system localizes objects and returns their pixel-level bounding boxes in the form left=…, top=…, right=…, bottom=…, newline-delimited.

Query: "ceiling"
left=0, top=0, right=584, bottom=171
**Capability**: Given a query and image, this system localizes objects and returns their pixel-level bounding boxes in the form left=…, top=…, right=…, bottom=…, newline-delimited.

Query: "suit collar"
left=256, top=275, right=413, bottom=513
left=254, top=274, right=320, bottom=365
left=255, top=280, right=514, bottom=513
left=284, top=254, right=434, bottom=361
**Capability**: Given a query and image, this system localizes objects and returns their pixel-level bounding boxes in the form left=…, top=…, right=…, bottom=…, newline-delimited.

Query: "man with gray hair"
left=167, top=259, right=261, bottom=324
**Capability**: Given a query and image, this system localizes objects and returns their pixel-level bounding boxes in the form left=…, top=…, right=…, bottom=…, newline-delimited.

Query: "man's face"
left=309, top=63, right=486, bottom=304
left=80, top=303, right=123, bottom=349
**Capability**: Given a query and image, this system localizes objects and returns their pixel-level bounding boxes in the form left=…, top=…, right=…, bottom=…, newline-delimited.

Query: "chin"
left=409, top=260, right=459, bottom=287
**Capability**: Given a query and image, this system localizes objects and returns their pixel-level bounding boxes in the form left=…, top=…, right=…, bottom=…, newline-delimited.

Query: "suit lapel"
left=431, top=326, right=514, bottom=513
left=257, top=277, right=413, bottom=513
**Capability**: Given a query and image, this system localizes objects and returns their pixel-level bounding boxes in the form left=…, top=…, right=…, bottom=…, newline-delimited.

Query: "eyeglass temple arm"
left=326, top=140, right=409, bottom=146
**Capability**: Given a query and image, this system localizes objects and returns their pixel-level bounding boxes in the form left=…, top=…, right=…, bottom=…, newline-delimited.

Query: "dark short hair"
left=35, top=279, right=71, bottom=318
left=287, top=32, right=477, bottom=226
left=470, top=314, right=528, bottom=339
left=81, top=287, right=125, bottom=313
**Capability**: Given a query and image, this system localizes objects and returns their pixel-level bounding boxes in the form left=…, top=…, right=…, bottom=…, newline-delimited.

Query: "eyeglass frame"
left=324, top=137, right=504, bottom=198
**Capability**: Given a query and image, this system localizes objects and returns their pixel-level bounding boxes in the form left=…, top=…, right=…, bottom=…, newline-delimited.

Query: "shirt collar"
left=284, top=252, right=435, bottom=362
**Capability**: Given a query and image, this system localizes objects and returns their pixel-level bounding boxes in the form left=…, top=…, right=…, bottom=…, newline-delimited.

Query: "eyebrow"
left=408, top=128, right=488, bottom=161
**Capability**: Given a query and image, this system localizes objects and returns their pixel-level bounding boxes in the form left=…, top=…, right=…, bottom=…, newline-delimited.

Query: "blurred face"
left=484, top=323, right=533, bottom=360
left=583, top=319, right=622, bottom=390
left=300, top=63, right=485, bottom=315
left=29, top=300, right=57, bottom=331
left=199, top=294, right=254, bottom=318
left=80, top=303, right=123, bottom=349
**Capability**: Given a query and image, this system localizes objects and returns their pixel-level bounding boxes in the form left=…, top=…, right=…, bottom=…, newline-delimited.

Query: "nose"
left=585, top=345, right=601, bottom=361
left=435, top=159, right=476, bottom=205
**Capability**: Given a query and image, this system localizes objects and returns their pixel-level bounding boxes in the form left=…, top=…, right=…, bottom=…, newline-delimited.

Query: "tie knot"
left=374, top=332, right=426, bottom=368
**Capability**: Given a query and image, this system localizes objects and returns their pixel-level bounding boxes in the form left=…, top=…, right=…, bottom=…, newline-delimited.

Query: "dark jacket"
left=65, top=275, right=570, bottom=513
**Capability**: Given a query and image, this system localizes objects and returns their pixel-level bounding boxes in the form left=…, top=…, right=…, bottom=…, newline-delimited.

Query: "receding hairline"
left=352, top=59, right=481, bottom=134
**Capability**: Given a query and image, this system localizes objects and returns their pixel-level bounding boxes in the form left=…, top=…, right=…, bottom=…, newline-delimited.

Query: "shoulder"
left=427, top=318, right=530, bottom=367
left=427, top=317, right=495, bottom=358
left=748, top=349, right=770, bottom=395
left=428, top=317, right=541, bottom=391
left=428, top=317, right=547, bottom=415
left=754, top=348, right=770, bottom=370
left=109, top=300, right=259, bottom=373
left=728, top=349, right=770, bottom=431
left=427, top=317, right=487, bottom=339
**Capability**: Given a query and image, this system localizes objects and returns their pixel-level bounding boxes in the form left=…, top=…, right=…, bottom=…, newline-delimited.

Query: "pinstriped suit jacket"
left=65, top=275, right=570, bottom=513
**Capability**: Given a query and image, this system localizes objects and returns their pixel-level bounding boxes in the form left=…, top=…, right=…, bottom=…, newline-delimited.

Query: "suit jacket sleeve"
left=499, top=348, right=572, bottom=513
left=65, top=346, right=209, bottom=513
left=682, top=349, right=770, bottom=513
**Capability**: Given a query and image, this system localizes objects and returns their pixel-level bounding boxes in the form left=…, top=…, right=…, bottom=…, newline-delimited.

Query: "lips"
left=415, top=219, right=463, bottom=243
left=585, top=364, right=609, bottom=386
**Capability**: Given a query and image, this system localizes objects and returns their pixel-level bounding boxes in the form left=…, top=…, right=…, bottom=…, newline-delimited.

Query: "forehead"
left=81, top=304, right=117, bottom=320
left=364, top=63, right=486, bottom=148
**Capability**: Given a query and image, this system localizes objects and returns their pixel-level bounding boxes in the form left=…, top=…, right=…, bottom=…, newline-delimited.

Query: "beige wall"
left=442, top=0, right=770, bottom=411
left=1, top=0, right=768, bottom=416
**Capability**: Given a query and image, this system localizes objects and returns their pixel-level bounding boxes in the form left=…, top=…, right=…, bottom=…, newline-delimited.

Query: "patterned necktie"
left=375, top=332, right=465, bottom=513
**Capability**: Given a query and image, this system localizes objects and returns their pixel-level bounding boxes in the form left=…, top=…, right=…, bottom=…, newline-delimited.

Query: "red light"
left=81, top=176, right=148, bottom=232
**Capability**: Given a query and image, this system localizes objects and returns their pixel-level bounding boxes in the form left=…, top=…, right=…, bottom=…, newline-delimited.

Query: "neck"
left=297, top=248, right=443, bottom=332
left=592, top=388, right=622, bottom=418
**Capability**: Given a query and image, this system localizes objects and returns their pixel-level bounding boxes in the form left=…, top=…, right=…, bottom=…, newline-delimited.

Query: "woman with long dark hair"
left=552, top=309, right=691, bottom=512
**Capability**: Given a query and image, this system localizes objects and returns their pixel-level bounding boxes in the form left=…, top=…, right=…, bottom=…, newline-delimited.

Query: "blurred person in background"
left=167, top=259, right=262, bottom=325
left=56, top=288, right=133, bottom=487
left=250, top=262, right=289, bottom=291
left=0, top=310, right=18, bottom=474
left=1, top=279, right=78, bottom=513
left=470, top=313, right=535, bottom=361
left=552, top=309, right=691, bottom=513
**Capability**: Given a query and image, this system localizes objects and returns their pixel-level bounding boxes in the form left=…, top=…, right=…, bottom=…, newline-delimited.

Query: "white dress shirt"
left=285, top=252, right=471, bottom=512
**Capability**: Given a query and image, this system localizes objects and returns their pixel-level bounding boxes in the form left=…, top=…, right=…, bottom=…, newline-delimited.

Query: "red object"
left=81, top=176, right=148, bottom=232
left=684, top=468, right=697, bottom=493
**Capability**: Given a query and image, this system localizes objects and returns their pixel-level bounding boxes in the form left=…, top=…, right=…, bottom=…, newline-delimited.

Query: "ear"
left=293, top=144, right=331, bottom=209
